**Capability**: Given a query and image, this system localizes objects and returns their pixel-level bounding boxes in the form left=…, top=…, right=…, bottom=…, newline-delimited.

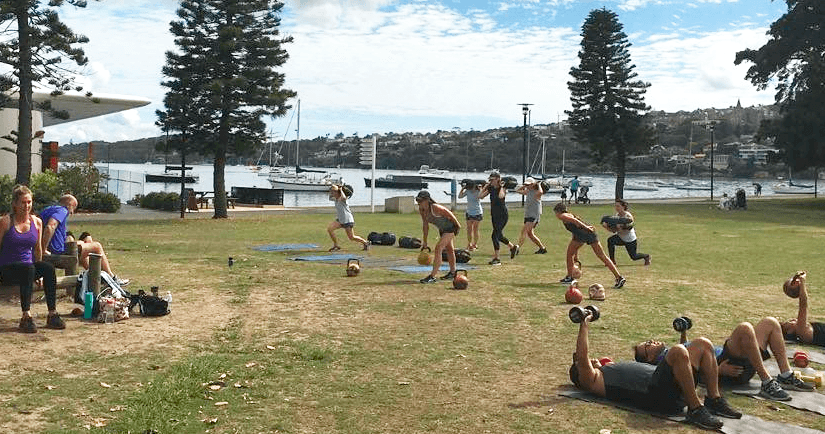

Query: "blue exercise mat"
left=388, top=265, right=475, bottom=273
left=291, top=254, right=361, bottom=262
left=252, top=243, right=319, bottom=251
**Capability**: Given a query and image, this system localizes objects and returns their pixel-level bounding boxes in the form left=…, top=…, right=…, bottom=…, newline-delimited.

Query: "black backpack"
left=442, top=248, right=471, bottom=263
left=368, top=231, right=396, bottom=246
left=398, top=236, right=422, bottom=249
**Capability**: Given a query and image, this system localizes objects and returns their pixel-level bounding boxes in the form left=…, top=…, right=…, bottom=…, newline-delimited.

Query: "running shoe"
left=535, top=248, right=547, bottom=254
left=559, top=276, right=575, bottom=284
left=759, top=378, right=791, bottom=401
left=644, top=255, right=651, bottom=266
left=46, top=313, right=66, bottom=330
left=114, top=275, right=130, bottom=286
left=419, top=275, right=437, bottom=284
left=19, top=316, right=36, bottom=333
left=489, top=258, right=501, bottom=265
left=328, top=246, right=341, bottom=252
left=440, top=271, right=456, bottom=280
left=704, top=396, right=742, bottom=419
left=777, top=372, right=816, bottom=391
left=510, top=245, right=519, bottom=259
left=614, top=276, right=626, bottom=289
left=362, top=242, right=370, bottom=251
left=686, top=406, right=723, bottom=430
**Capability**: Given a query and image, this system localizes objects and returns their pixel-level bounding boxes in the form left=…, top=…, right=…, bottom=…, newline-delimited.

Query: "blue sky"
left=44, top=0, right=786, bottom=145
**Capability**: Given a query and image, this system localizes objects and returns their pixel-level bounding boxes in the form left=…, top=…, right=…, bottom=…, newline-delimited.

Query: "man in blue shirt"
left=40, top=194, right=129, bottom=285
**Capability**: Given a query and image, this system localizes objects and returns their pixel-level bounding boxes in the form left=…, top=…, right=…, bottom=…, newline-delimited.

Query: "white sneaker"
left=114, top=275, right=130, bottom=286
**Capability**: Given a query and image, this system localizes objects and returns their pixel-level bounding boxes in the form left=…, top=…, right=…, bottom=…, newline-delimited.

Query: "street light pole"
left=692, top=119, right=719, bottom=201
left=518, top=103, right=533, bottom=206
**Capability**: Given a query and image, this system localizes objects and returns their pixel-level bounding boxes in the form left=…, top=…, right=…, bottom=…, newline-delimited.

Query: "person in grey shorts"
left=326, top=184, right=369, bottom=252
left=459, top=180, right=483, bottom=251
left=514, top=177, right=547, bottom=254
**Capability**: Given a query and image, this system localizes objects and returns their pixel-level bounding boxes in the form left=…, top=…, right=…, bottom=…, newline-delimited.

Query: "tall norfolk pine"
left=158, top=0, right=296, bottom=218
left=566, top=8, right=652, bottom=199
left=0, top=0, right=91, bottom=185
left=735, top=0, right=825, bottom=171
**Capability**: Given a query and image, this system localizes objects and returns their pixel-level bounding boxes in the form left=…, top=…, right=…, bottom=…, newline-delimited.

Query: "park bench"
left=0, top=241, right=101, bottom=298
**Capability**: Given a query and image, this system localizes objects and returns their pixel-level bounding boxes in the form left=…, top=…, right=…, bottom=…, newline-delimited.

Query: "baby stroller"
left=732, top=188, right=747, bottom=210
left=576, top=186, right=591, bottom=204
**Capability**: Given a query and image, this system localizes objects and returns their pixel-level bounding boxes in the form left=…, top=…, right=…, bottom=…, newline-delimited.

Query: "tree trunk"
left=614, top=142, right=626, bottom=199
left=16, top=6, right=33, bottom=185
left=213, top=149, right=228, bottom=219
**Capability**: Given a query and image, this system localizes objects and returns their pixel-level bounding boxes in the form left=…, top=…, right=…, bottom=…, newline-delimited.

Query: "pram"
left=576, top=186, right=591, bottom=204
left=732, top=188, right=747, bottom=210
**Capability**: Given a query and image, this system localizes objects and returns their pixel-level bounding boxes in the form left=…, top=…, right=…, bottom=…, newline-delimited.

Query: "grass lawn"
left=2, top=198, right=825, bottom=433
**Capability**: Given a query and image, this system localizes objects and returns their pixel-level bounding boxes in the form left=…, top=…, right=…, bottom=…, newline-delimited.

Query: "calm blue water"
left=97, top=163, right=806, bottom=208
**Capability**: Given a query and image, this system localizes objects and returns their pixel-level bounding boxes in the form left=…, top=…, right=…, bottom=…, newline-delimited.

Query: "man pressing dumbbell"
left=569, top=307, right=741, bottom=430
left=649, top=317, right=814, bottom=402
left=780, top=272, right=825, bottom=347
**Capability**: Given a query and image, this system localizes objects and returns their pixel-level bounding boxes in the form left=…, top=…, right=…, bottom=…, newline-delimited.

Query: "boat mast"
left=295, top=99, right=300, bottom=175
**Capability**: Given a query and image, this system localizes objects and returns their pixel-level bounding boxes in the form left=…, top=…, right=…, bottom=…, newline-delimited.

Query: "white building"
left=0, top=91, right=150, bottom=178
left=737, top=143, right=778, bottom=165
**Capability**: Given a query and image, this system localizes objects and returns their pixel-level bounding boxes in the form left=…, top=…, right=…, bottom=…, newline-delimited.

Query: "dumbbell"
left=672, top=316, right=693, bottom=332
left=569, top=305, right=600, bottom=323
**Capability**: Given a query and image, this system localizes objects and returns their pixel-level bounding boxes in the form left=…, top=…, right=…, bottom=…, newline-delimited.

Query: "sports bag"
left=398, top=236, right=423, bottom=249
left=442, top=248, right=471, bottom=263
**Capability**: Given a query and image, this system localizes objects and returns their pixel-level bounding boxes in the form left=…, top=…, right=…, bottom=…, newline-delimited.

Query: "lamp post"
left=518, top=103, right=533, bottom=206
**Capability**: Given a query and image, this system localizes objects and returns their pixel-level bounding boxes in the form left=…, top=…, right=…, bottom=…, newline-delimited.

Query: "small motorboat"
left=773, top=182, right=814, bottom=194
left=365, top=175, right=428, bottom=189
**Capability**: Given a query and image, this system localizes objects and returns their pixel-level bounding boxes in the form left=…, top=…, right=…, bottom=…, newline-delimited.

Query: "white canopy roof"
left=33, top=91, right=151, bottom=126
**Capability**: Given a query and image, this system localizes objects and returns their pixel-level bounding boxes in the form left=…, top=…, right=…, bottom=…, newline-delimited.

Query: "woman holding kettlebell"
left=478, top=172, right=518, bottom=265
left=326, top=184, right=369, bottom=252
left=458, top=180, right=483, bottom=251
left=416, top=190, right=461, bottom=284
left=553, top=202, right=625, bottom=289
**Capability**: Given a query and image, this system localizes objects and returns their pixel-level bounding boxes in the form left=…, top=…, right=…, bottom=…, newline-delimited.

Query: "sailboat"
left=268, top=100, right=342, bottom=191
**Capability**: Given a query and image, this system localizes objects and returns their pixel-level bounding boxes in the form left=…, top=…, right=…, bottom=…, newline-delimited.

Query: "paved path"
left=69, top=194, right=817, bottom=222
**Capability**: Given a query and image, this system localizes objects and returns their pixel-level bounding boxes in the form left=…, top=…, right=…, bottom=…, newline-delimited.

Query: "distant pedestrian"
left=753, top=183, right=762, bottom=197
left=554, top=202, right=625, bottom=288
left=603, top=199, right=650, bottom=266
left=415, top=190, right=460, bottom=284
left=570, top=176, right=580, bottom=202
left=515, top=177, right=547, bottom=254
left=478, top=172, right=518, bottom=265
left=560, top=186, right=568, bottom=204
left=326, top=184, right=369, bottom=251
left=458, top=180, right=483, bottom=251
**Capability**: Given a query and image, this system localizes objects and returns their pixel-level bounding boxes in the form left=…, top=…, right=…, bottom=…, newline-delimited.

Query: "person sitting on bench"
left=780, top=271, right=825, bottom=347
left=570, top=312, right=741, bottom=430
left=40, top=194, right=129, bottom=285
left=638, top=318, right=814, bottom=402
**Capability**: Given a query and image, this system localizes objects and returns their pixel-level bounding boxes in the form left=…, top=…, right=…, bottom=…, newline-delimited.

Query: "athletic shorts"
left=439, top=223, right=459, bottom=236
left=646, top=359, right=688, bottom=414
left=717, top=341, right=770, bottom=385
left=524, top=217, right=540, bottom=225
left=571, top=228, right=597, bottom=245
left=336, top=220, right=354, bottom=229
left=465, top=213, right=483, bottom=221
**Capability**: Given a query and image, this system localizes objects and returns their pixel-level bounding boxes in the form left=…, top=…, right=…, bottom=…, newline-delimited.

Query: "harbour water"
left=98, top=163, right=812, bottom=208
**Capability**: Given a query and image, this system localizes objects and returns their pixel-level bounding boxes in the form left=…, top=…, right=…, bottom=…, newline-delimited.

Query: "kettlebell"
left=565, top=285, right=584, bottom=304
left=452, top=269, right=469, bottom=290
left=794, top=350, right=810, bottom=368
left=346, top=258, right=361, bottom=277
left=417, top=247, right=433, bottom=265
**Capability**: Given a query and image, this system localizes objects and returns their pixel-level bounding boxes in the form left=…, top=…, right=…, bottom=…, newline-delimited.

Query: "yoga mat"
left=559, top=390, right=822, bottom=434
left=727, top=359, right=825, bottom=415
left=387, top=265, right=476, bottom=274
left=252, top=243, right=319, bottom=251
left=786, top=347, right=825, bottom=365
left=290, top=254, right=361, bottom=263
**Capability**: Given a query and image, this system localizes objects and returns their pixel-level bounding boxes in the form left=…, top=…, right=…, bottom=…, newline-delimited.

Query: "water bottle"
left=83, top=291, right=94, bottom=320
left=104, top=298, right=115, bottom=324
left=163, top=291, right=172, bottom=311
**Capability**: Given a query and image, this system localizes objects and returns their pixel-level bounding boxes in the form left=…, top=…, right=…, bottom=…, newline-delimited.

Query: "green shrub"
left=0, top=175, right=13, bottom=214
left=139, top=192, right=181, bottom=211
left=77, top=192, right=122, bottom=213
left=30, top=170, right=62, bottom=212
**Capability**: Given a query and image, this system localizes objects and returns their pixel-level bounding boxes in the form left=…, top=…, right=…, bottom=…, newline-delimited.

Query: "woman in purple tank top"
left=0, top=185, right=64, bottom=333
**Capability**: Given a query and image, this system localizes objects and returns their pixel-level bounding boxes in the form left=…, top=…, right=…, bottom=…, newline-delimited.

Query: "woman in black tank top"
left=553, top=202, right=625, bottom=288
left=416, top=190, right=461, bottom=284
left=478, top=172, right=517, bottom=265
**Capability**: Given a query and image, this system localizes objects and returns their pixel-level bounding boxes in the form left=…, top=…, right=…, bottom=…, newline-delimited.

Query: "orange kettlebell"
left=565, top=285, right=583, bottom=304
left=417, top=247, right=433, bottom=265
left=346, top=258, right=361, bottom=277
left=452, top=269, right=469, bottom=290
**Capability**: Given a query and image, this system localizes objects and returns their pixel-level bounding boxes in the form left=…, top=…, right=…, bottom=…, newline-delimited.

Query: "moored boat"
left=364, top=175, right=428, bottom=189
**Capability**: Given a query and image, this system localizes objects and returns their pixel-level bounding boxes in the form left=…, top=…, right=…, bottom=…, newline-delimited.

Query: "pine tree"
left=158, top=0, right=296, bottom=218
left=735, top=0, right=825, bottom=171
left=566, top=8, right=652, bottom=199
left=0, top=0, right=90, bottom=185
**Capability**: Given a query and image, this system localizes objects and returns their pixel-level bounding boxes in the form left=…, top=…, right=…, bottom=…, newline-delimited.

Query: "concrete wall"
left=0, top=108, right=44, bottom=179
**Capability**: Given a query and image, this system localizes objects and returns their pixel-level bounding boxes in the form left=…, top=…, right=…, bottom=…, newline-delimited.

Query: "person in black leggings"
left=478, top=172, right=517, bottom=265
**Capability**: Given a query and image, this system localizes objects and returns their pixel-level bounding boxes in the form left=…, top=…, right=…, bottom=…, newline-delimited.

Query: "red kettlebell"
left=565, top=285, right=583, bottom=304
left=794, top=350, right=810, bottom=368
left=452, top=270, right=469, bottom=290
